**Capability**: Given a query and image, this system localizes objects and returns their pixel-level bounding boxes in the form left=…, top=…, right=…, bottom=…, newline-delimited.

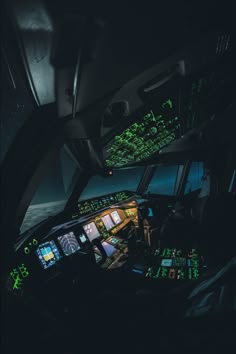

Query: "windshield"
left=20, top=145, right=80, bottom=234
left=79, top=166, right=145, bottom=201
left=146, top=165, right=179, bottom=196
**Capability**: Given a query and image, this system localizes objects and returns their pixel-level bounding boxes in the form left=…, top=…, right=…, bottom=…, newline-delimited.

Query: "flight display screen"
left=36, top=241, right=61, bottom=269
left=95, top=253, right=102, bottom=263
left=101, top=214, right=115, bottom=230
left=102, top=241, right=116, bottom=257
left=79, top=233, right=87, bottom=243
left=161, top=259, right=173, bottom=267
left=111, top=210, right=122, bottom=224
left=148, top=207, right=154, bottom=217
left=57, top=232, right=81, bottom=256
left=108, top=237, right=120, bottom=245
left=83, top=222, right=100, bottom=241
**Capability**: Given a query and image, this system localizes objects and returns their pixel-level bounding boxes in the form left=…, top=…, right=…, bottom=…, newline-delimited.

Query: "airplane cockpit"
left=2, top=1, right=236, bottom=353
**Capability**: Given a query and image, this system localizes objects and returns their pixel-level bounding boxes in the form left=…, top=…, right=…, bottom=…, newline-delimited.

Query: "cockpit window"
left=20, top=145, right=80, bottom=234
left=79, top=166, right=145, bottom=201
left=146, top=165, right=179, bottom=196
left=184, top=162, right=204, bottom=194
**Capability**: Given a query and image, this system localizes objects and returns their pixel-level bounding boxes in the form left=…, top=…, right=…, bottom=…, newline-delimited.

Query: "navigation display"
left=111, top=210, right=122, bottom=224
left=57, top=232, right=80, bottom=256
left=102, top=241, right=116, bottom=257
left=36, top=241, right=61, bottom=269
left=101, top=214, right=115, bottom=230
left=83, top=222, right=100, bottom=241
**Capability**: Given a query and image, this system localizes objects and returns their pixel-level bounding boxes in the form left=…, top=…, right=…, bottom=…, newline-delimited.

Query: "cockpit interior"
left=1, top=1, right=236, bottom=353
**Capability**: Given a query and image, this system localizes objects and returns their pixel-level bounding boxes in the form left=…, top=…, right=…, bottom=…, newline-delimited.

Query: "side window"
left=184, top=162, right=204, bottom=194
left=20, top=145, right=80, bottom=234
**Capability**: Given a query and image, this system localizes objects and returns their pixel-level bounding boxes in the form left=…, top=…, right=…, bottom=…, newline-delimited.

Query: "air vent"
left=216, top=34, right=230, bottom=54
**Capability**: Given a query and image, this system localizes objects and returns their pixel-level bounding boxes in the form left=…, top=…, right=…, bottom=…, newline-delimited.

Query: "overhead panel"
left=104, top=97, right=180, bottom=168
left=103, top=42, right=234, bottom=168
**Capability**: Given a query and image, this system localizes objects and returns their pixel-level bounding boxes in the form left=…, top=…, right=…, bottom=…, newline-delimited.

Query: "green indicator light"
left=32, top=238, right=38, bottom=245
left=162, top=248, right=167, bottom=257
left=9, top=264, right=30, bottom=291
left=179, top=270, right=185, bottom=280
left=161, top=267, right=168, bottom=278
left=24, top=247, right=30, bottom=254
left=191, top=259, right=199, bottom=267
left=155, top=267, right=161, bottom=278
left=192, top=268, right=199, bottom=279
left=188, top=268, right=192, bottom=280
left=13, top=276, right=23, bottom=290
left=10, top=269, right=22, bottom=290
left=162, top=99, right=173, bottom=109
left=19, top=264, right=29, bottom=278
left=10, top=269, right=20, bottom=282
left=145, top=267, right=152, bottom=278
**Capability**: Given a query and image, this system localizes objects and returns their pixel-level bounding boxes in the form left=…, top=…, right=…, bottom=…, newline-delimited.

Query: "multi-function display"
left=111, top=210, right=122, bottom=224
left=36, top=241, right=61, bottom=269
left=102, top=241, right=116, bottom=257
left=83, top=222, right=100, bottom=242
left=57, top=232, right=80, bottom=256
left=101, top=214, right=115, bottom=230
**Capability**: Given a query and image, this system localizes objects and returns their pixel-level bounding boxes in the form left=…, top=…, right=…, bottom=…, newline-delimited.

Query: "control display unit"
left=57, top=232, right=80, bottom=256
left=101, top=214, right=115, bottom=231
left=83, top=222, right=100, bottom=241
left=111, top=210, right=122, bottom=224
left=36, top=241, right=61, bottom=269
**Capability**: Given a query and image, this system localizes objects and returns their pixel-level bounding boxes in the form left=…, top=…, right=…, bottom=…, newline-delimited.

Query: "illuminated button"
left=161, top=267, right=168, bottom=278
left=155, top=267, right=161, bottom=278
left=18, top=264, right=30, bottom=278
left=168, top=269, right=176, bottom=279
left=24, top=247, right=30, bottom=254
left=193, top=268, right=200, bottom=279
left=10, top=269, right=20, bottom=282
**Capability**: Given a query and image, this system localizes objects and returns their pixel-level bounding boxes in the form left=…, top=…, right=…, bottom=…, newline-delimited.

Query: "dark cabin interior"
left=1, top=1, right=236, bottom=353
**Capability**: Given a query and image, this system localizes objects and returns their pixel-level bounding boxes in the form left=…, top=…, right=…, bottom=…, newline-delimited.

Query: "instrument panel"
left=9, top=194, right=139, bottom=294
left=74, top=191, right=133, bottom=217
left=9, top=191, right=205, bottom=296
left=34, top=204, right=136, bottom=270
